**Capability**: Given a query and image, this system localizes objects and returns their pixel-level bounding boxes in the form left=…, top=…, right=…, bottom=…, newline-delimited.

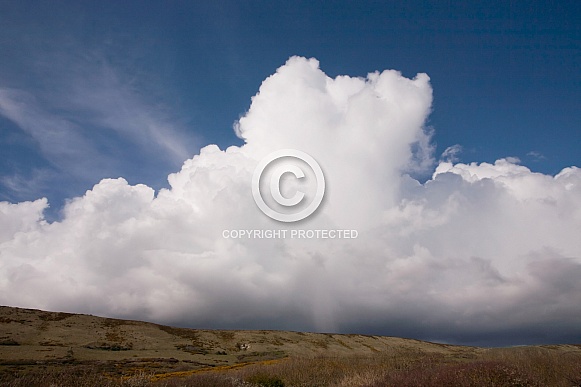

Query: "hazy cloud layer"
left=1, top=57, right=579, bottom=345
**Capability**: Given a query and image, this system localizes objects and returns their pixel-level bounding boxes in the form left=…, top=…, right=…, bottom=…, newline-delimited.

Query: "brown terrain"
left=1, top=305, right=580, bottom=386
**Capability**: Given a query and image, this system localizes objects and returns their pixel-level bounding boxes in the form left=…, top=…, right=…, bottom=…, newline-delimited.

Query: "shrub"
left=245, top=373, right=285, bottom=387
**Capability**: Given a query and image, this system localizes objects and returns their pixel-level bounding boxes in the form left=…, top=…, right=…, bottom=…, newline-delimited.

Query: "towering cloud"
left=0, top=57, right=579, bottom=345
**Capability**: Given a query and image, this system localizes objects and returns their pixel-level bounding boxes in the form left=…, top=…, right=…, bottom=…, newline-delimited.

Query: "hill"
left=1, top=305, right=580, bottom=386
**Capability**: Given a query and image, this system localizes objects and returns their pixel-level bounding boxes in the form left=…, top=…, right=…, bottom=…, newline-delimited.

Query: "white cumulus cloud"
left=0, top=56, right=579, bottom=345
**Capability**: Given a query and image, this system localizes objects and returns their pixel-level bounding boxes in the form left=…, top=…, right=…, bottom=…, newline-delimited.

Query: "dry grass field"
left=1, top=306, right=580, bottom=386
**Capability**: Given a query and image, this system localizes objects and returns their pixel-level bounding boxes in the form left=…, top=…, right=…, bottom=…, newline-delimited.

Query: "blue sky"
left=1, top=2, right=581, bottom=345
left=1, top=1, right=579, bottom=217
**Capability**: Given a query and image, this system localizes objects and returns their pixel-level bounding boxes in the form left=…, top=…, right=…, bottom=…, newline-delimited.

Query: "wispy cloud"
left=56, top=55, right=193, bottom=164
left=0, top=88, right=111, bottom=177
left=0, top=168, right=56, bottom=202
left=0, top=48, right=197, bottom=202
left=440, top=144, right=462, bottom=163
left=527, top=150, right=546, bottom=161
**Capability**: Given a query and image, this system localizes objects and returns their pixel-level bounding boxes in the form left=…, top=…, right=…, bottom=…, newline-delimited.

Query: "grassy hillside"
left=1, top=306, right=580, bottom=386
